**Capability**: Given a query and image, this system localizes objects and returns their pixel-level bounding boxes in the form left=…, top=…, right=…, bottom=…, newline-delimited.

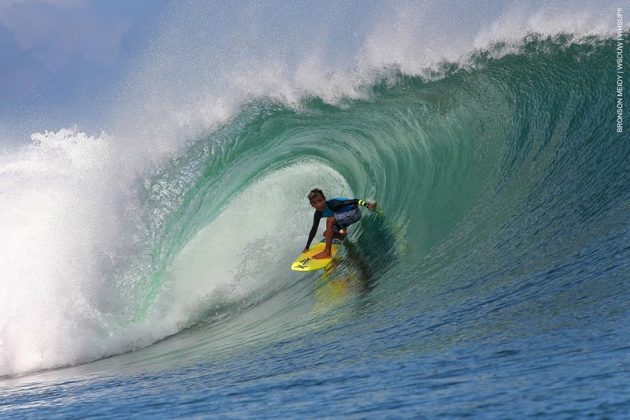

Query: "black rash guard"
left=304, top=198, right=368, bottom=249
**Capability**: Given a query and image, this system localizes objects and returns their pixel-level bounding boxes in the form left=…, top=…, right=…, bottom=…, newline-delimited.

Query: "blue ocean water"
left=1, top=6, right=629, bottom=418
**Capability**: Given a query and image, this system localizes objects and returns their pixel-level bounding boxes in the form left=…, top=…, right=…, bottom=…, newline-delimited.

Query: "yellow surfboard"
left=291, top=241, right=342, bottom=271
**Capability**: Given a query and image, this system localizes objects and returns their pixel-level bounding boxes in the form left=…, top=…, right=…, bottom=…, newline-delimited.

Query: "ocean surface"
left=1, top=2, right=629, bottom=418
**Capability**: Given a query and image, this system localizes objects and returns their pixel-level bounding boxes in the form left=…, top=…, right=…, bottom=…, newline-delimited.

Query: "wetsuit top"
left=305, top=198, right=369, bottom=249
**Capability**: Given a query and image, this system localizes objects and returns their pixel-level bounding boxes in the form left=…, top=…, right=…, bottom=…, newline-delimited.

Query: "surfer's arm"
left=304, top=212, right=322, bottom=251
left=330, top=198, right=377, bottom=211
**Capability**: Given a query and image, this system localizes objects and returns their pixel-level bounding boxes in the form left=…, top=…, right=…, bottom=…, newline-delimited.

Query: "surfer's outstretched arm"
left=328, top=198, right=377, bottom=211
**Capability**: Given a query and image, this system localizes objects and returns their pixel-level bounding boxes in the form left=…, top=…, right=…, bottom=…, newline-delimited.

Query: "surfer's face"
left=309, top=195, right=326, bottom=212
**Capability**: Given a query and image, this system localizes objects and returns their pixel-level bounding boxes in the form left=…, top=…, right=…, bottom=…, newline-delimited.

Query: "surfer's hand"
left=367, top=201, right=377, bottom=210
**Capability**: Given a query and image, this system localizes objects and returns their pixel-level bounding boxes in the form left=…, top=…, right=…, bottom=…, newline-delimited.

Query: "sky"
left=0, top=0, right=168, bottom=140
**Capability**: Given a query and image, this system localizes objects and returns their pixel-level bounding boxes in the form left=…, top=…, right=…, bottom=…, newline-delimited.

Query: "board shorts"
left=332, top=206, right=361, bottom=233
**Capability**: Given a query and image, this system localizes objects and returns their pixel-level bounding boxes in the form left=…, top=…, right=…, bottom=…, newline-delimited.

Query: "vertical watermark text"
left=616, top=8, right=624, bottom=133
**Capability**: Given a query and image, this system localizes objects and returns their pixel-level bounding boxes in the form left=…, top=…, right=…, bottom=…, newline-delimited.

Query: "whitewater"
left=1, top=1, right=629, bottom=417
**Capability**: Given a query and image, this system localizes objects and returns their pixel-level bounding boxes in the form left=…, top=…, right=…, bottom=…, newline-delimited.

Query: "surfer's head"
left=308, top=188, right=326, bottom=211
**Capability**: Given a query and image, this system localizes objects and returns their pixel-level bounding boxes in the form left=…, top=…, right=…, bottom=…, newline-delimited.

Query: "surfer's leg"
left=323, top=222, right=346, bottom=241
left=313, top=217, right=335, bottom=259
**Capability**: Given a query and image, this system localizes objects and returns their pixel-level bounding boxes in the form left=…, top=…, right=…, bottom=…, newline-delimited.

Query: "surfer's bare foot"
left=312, top=251, right=332, bottom=259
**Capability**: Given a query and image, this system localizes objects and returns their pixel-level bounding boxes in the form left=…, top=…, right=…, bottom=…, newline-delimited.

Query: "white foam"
left=474, top=1, right=613, bottom=49
left=0, top=128, right=130, bottom=375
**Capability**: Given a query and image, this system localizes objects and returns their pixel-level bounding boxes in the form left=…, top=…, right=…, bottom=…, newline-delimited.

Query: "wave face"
left=1, top=31, right=629, bottom=416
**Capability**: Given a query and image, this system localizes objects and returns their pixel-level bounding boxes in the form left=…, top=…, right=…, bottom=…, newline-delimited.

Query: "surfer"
left=304, top=188, right=377, bottom=259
